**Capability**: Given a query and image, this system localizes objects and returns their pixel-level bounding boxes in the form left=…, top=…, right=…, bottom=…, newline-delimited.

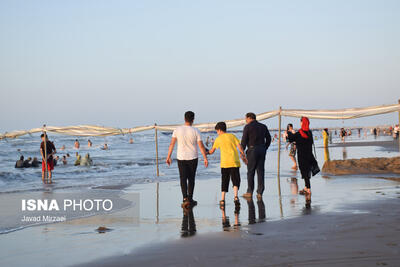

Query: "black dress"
left=288, top=131, right=313, bottom=179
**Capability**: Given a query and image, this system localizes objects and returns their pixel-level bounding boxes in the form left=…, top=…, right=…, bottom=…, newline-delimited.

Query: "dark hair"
left=246, top=112, right=256, bottom=120
left=184, top=111, right=195, bottom=123
left=40, top=134, right=47, bottom=138
left=287, top=123, right=293, bottom=130
left=20, top=155, right=24, bottom=160
left=215, top=122, right=227, bottom=132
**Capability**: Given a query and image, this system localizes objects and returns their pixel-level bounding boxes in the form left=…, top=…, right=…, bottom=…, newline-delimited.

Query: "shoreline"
left=75, top=196, right=400, bottom=267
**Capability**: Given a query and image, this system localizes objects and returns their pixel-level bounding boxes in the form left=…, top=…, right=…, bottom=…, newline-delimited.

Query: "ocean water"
left=0, top=128, right=392, bottom=194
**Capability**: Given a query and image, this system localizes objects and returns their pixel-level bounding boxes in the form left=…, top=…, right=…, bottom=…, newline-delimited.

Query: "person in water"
left=60, top=145, right=65, bottom=151
left=80, top=153, right=93, bottom=166
left=166, top=111, right=208, bottom=208
left=74, top=154, right=81, bottom=166
left=15, top=156, right=24, bottom=168
left=31, top=157, right=40, bottom=167
left=74, top=139, right=80, bottom=149
left=23, top=157, right=32, bottom=168
left=88, top=139, right=92, bottom=147
left=62, top=155, right=67, bottom=165
left=53, top=155, right=60, bottom=167
left=40, top=134, right=56, bottom=183
left=322, top=128, right=329, bottom=148
left=207, top=122, right=247, bottom=208
left=129, top=137, right=134, bottom=144
left=284, top=123, right=297, bottom=170
left=287, top=117, right=315, bottom=195
left=101, top=143, right=108, bottom=150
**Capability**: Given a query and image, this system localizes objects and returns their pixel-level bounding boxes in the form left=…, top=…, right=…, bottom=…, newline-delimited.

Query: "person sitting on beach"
left=101, top=143, right=108, bottom=150
left=287, top=117, right=318, bottom=196
left=80, top=153, right=93, bottom=166
left=40, top=134, right=57, bottom=183
left=74, top=139, right=80, bottom=149
left=15, top=156, right=24, bottom=168
left=62, top=155, right=67, bottom=165
left=88, top=139, right=92, bottom=147
left=74, top=154, right=81, bottom=166
left=207, top=122, right=247, bottom=209
left=31, top=157, right=40, bottom=167
left=23, top=157, right=32, bottom=168
left=166, top=111, right=208, bottom=208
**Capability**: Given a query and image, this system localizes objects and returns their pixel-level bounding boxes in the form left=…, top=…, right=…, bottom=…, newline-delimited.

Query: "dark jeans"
left=177, top=158, right=198, bottom=200
left=246, top=146, right=266, bottom=195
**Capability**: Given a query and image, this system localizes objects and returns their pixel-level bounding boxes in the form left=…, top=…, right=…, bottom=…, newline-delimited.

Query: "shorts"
left=289, top=143, right=296, bottom=157
left=42, top=159, right=54, bottom=171
left=221, top=167, right=240, bottom=192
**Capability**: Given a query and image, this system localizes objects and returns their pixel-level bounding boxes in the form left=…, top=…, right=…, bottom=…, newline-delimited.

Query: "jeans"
left=246, top=145, right=266, bottom=195
left=177, top=158, right=198, bottom=200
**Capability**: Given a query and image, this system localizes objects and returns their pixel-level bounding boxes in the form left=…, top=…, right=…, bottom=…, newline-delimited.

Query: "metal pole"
left=156, top=182, right=159, bottom=224
left=398, top=99, right=400, bottom=153
left=277, top=107, right=282, bottom=198
left=43, top=124, right=48, bottom=184
left=154, top=123, right=159, bottom=177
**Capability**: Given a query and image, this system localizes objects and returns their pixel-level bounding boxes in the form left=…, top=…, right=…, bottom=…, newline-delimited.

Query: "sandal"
left=181, top=198, right=190, bottom=208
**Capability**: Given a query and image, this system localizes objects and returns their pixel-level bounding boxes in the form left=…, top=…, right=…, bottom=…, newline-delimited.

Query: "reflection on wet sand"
left=221, top=204, right=241, bottom=231
left=181, top=207, right=196, bottom=238
left=246, top=199, right=266, bottom=224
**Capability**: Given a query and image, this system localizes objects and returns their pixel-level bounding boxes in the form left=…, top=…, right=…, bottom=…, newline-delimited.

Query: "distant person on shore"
left=166, top=111, right=208, bottom=208
left=74, top=139, right=80, bottom=149
left=62, top=155, right=67, bottom=165
left=40, top=134, right=56, bottom=183
left=322, top=128, right=329, bottom=148
left=207, top=122, right=247, bottom=208
left=31, top=157, right=40, bottom=167
left=284, top=123, right=297, bottom=170
left=241, top=112, right=271, bottom=200
left=373, top=128, right=377, bottom=138
left=15, top=156, right=24, bottom=168
left=88, top=139, right=92, bottom=147
left=23, top=157, right=32, bottom=168
left=287, top=117, right=317, bottom=196
left=340, top=128, right=347, bottom=142
left=393, top=125, right=399, bottom=139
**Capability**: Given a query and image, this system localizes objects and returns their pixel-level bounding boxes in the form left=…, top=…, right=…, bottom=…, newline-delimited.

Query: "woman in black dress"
left=288, top=117, right=314, bottom=195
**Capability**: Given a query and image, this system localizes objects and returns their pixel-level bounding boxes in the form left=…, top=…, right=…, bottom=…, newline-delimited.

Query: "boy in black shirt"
left=40, top=134, right=56, bottom=183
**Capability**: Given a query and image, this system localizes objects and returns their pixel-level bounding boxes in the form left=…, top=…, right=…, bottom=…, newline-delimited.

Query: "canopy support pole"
left=43, top=124, right=48, bottom=184
left=154, top=124, right=159, bottom=177
left=154, top=124, right=160, bottom=223
left=398, top=99, right=400, bottom=153
left=277, top=107, right=282, bottom=198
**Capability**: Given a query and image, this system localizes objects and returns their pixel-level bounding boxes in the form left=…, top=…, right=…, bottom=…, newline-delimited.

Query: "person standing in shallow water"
left=287, top=117, right=314, bottom=195
left=40, top=134, right=56, bottom=183
left=166, top=111, right=209, bottom=208
left=241, top=112, right=271, bottom=200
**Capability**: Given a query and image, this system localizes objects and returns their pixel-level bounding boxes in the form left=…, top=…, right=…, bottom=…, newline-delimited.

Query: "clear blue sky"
left=0, top=0, right=399, bottom=132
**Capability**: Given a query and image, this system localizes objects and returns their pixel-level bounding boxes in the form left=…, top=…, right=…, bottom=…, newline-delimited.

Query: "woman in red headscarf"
left=287, top=117, right=315, bottom=195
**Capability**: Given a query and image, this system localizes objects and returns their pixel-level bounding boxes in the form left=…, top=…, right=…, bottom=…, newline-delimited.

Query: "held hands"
left=240, top=154, right=248, bottom=165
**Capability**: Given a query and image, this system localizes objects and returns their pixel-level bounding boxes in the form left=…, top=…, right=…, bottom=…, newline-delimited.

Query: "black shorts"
left=221, top=167, right=240, bottom=192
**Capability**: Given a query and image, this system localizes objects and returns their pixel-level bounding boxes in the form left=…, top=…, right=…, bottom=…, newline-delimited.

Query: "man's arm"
left=241, top=126, right=249, bottom=151
left=198, top=141, right=209, bottom=167
left=265, top=127, right=272, bottom=150
left=208, top=147, right=216, bottom=155
left=166, top=137, right=177, bottom=166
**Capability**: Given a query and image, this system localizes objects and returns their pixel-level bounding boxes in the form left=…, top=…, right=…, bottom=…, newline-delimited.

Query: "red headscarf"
left=299, top=117, right=310, bottom=139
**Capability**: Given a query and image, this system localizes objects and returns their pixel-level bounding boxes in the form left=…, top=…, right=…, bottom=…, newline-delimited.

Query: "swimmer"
left=74, top=154, right=81, bottom=166
left=15, top=156, right=24, bottom=168
left=60, top=145, right=65, bottom=151
left=23, top=157, right=32, bottom=168
left=129, top=138, right=134, bottom=144
left=101, top=143, right=108, bottom=150
left=62, top=155, right=67, bottom=165
left=88, top=139, right=92, bottom=147
left=74, top=139, right=80, bottom=149
left=31, top=157, right=40, bottom=167
left=80, top=153, right=93, bottom=166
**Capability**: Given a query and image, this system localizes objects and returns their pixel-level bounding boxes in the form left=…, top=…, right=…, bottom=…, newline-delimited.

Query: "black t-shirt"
left=40, top=141, right=56, bottom=160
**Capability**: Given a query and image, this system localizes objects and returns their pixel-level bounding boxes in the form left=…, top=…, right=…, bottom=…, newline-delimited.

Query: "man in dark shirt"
left=241, top=112, right=271, bottom=199
left=40, top=134, right=56, bottom=183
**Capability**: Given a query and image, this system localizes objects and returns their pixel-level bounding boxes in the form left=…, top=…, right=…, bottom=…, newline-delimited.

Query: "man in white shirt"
left=166, top=111, right=209, bottom=208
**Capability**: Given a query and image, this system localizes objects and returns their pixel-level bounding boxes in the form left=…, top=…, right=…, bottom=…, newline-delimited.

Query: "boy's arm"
left=197, top=141, right=209, bottom=167
left=166, top=137, right=177, bottom=166
left=208, top=147, right=216, bottom=155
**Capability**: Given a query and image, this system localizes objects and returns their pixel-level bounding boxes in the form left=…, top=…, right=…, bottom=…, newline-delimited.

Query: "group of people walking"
left=166, top=111, right=317, bottom=209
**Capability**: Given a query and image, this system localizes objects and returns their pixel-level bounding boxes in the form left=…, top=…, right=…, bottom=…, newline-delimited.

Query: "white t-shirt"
left=172, top=125, right=202, bottom=160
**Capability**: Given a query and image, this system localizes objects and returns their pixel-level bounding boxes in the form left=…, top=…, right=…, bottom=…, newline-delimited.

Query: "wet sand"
left=77, top=197, right=400, bottom=267
left=329, top=139, right=400, bottom=152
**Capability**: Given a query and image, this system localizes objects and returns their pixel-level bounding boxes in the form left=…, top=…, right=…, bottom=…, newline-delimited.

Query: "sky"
left=0, top=0, right=399, bottom=133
